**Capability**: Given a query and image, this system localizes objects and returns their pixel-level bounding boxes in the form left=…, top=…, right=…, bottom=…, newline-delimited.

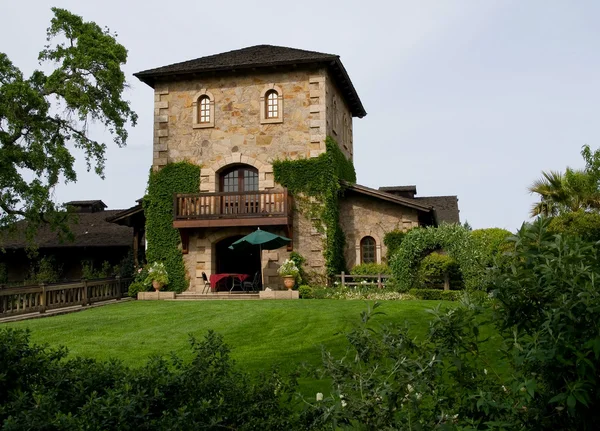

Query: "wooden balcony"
left=173, top=189, right=293, bottom=229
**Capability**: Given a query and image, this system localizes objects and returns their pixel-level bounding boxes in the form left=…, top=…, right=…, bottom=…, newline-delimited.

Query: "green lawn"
left=4, top=300, right=447, bottom=371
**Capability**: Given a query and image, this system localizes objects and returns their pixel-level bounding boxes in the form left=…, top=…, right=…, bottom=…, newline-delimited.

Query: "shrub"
left=415, top=252, right=464, bottom=290
left=289, top=252, right=308, bottom=285
left=0, top=328, right=299, bottom=430
left=298, top=285, right=313, bottom=299
left=26, top=256, right=61, bottom=284
left=277, top=259, right=299, bottom=279
left=383, top=229, right=406, bottom=261
left=349, top=263, right=389, bottom=276
left=127, top=281, right=148, bottom=298
left=547, top=210, right=600, bottom=242
left=390, top=223, right=483, bottom=292
left=144, top=261, right=169, bottom=286
left=81, top=260, right=114, bottom=279
left=408, top=288, right=462, bottom=301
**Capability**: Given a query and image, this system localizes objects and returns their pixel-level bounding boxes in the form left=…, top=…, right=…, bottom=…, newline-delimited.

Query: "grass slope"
left=4, top=300, right=447, bottom=372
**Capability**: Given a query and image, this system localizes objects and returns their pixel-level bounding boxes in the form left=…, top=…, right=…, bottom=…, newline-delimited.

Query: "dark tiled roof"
left=378, top=186, right=417, bottom=194
left=134, top=44, right=367, bottom=118
left=415, top=196, right=460, bottom=224
left=341, top=181, right=433, bottom=213
left=0, top=210, right=132, bottom=249
left=65, top=200, right=107, bottom=207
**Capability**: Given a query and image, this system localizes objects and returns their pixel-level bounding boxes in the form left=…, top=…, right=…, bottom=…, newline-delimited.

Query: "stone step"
left=174, top=293, right=260, bottom=300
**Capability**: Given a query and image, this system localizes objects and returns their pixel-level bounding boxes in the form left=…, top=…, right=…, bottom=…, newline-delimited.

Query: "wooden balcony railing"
left=173, top=189, right=293, bottom=228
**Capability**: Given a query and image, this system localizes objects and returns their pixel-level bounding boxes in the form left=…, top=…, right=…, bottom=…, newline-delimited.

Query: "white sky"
left=2, top=0, right=600, bottom=231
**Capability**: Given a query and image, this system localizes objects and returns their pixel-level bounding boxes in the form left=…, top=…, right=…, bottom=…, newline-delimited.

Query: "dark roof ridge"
left=341, top=181, right=433, bottom=212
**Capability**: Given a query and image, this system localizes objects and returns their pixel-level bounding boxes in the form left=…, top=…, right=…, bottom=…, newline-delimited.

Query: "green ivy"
left=144, top=162, right=200, bottom=293
left=383, top=230, right=406, bottom=262
left=273, top=137, right=355, bottom=278
left=390, top=223, right=484, bottom=292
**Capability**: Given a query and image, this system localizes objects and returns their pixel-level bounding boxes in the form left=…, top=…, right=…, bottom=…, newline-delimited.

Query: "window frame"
left=260, top=84, right=283, bottom=124
left=360, top=236, right=377, bottom=264
left=192, top=89, right=215, bottom=128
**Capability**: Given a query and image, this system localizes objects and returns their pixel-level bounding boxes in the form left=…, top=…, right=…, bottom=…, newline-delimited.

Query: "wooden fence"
left=335, top=272, right=392, bottom=289
left=0, top=277, right=132, bottom=318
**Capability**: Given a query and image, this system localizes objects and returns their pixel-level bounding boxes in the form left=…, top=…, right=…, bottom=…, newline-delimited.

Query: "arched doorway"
left=214, top=235, right=261, bottom=291
left=219, top=164, right=259, bottom=192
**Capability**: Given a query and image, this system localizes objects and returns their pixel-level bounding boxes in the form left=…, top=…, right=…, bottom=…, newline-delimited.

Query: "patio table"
left=209, top=273, right=249, bottom=291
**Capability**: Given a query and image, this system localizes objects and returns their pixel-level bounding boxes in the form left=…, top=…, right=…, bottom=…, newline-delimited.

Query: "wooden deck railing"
left=174, top=189, right=292, bottom=220
left=0, top=277, right=132, bottom=318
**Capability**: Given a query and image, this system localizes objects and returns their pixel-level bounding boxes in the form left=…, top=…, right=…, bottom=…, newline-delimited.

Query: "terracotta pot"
left=282, top=276, right=295, bottom=290
left=152, top=280, right=163, bottom=291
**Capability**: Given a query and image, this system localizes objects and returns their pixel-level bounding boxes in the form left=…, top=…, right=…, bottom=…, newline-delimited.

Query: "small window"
left=260, top=84, right=283, bottom=124
left=198, top=96, right=211, bottom=123
left=266, top=90, right=279, bottom=119
left=192, top=89, right=215, bottom=128
left=360, top=236, right=376, bottom=264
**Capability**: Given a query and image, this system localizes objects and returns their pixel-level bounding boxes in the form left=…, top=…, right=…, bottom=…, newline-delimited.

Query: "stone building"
left=134, top=45, right=459, bottom=291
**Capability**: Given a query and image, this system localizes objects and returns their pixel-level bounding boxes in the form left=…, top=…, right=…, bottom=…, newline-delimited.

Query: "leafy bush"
left=408, top=288, right=462, bottom=301
left=26, top=256, right=61, bottom=284
left=383, top=229, right=406, bottom=261
left=277, top=259, right=300, bottom=279
left=127, top=281, right=149, bottom=298
left=0, top=328, right=299, bottom=430
left=298, top=285, right=313, bottom=299
left=81, top=260, right=114, bottom=279
left=289, top=252, right=308, bottom=285
left=391, top=223, right=483, bottom=292
left=415, top=252, right=464, bottom=290
left=349, top=262, right=389, bottom=276
left=144, top=261, right=169, bottom=286
left=547, top=210, right=600, bottom=242
left=472, top=227, right=514, bottom=285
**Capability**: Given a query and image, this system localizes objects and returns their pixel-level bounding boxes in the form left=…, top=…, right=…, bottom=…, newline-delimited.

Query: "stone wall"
left=339, top=194, right=420, bottom=267
left=151, top=67, right=353, bottom=291
left=325, top=76, right=353, bottom=160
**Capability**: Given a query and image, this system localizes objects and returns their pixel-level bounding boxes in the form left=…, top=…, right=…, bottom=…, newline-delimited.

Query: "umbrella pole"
left=260, top=244, right=263, bottom=290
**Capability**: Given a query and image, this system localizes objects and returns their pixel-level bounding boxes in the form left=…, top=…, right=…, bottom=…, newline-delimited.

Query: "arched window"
left=192, top=89, right=214, bottom=128
left=220, top=165, right=259, bottom=193
left=266, top=90, right=279, bottom=119
left=198, top=95, right=211, bottom=123
left=360, top=236, right=376, bottom=264
left=260, top=84, right=283, bottom=124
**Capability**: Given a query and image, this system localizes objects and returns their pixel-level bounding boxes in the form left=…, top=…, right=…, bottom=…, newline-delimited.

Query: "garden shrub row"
left=408, top=288, right=462, bottom=301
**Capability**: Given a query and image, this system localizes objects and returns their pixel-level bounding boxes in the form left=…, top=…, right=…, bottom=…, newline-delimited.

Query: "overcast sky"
left=3, top=0, right=600, bottom=231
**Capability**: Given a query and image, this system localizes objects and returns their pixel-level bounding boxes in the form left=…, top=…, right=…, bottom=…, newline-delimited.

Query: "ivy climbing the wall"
left=144, top=162, right=201, bottom=293
left=273, top=137, right=356, bottom=278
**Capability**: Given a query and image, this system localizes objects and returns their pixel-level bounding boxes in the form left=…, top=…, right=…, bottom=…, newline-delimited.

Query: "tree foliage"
left=0, top=8, right=137, bottom=238
left=529, top=146, right=600, bottom=217
left=390, top=223, right=484, bottom=292
left=547, top=210, right=600, bottom=242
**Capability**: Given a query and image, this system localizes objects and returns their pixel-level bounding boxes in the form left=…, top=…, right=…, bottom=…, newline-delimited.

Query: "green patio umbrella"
left=229, top=228, right=291, bottom=289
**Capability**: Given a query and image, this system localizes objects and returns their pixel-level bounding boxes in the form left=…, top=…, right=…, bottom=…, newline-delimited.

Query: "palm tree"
left=529, top=169, right=600, bottom=217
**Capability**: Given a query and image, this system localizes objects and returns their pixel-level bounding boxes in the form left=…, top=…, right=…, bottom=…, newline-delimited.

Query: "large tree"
left=529, top=148, right=600, bottom=217
left=0, top=8, right=137, bottom=241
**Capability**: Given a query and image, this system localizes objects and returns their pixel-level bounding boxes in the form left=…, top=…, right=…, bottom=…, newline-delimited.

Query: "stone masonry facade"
left=339, top=194, right=420, bottom=267
left=152, top=68, right=353, bottom=291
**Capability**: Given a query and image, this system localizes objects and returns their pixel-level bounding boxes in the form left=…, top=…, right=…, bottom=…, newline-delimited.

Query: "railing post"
left=341, top=271, right=345, bottom=288
left=39, top=283, right=46, bottom=313
left=82, top=278, right=90, bottom=306
left=377, top=273, right=382, bottom=289
left=116, top=276, right=122, bottom=300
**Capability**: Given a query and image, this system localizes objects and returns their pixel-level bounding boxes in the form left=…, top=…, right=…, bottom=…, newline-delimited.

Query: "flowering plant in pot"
left=277, top=259, right=299, bottom=290
left=144, top=262, right=169, bottom=291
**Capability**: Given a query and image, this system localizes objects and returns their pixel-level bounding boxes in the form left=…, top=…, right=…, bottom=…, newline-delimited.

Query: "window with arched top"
left=198, top=96, right=211, bottom=123
left=260, top=84, right=283, bottom=124
left=266, top=90, right=279, bottom=119
left=192, top=89, right=215, bottom=128
left=360, top=236, right=376, bottom=264
left=219, top=165, right=260, bottom=214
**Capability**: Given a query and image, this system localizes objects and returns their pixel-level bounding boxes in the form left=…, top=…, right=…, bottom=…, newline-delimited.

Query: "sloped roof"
left=134, top=44, right=367, bottom=118
left=414, top=196, right=460, bottom=224
left=341, top=181, right=433, bottom=213
left=378, top=186, right=417, bottom=194
left=0, top=210, right=132, bottom=249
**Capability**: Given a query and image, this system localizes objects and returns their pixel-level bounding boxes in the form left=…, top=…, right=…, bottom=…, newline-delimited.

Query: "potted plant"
left=144, top=262, right=169, bottom=291
left=277, top=259, right=299, bottom=290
